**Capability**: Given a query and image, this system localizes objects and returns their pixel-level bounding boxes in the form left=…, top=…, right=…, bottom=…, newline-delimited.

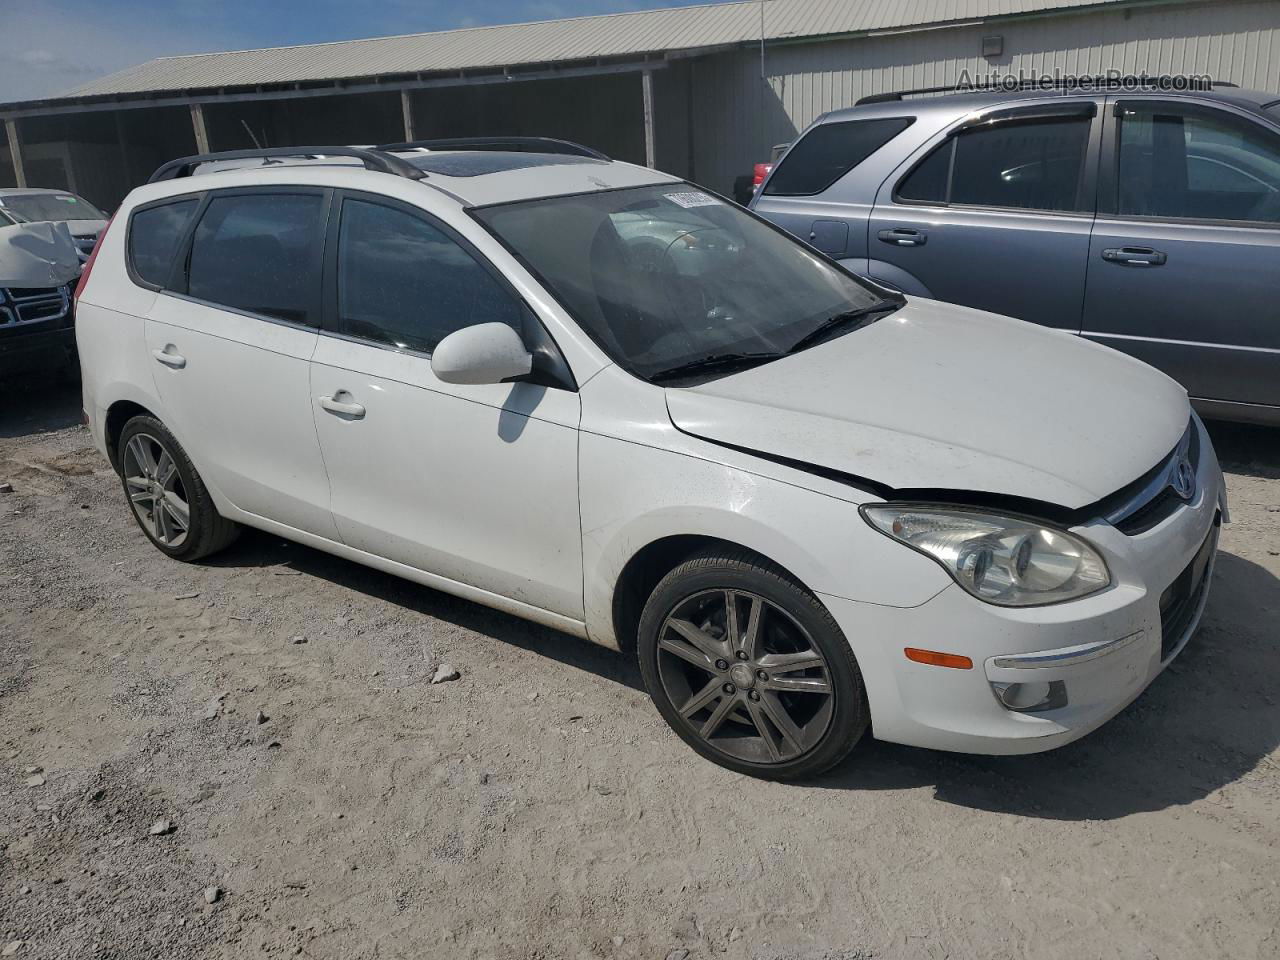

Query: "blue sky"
left=3, top=0, right=720, bottom=102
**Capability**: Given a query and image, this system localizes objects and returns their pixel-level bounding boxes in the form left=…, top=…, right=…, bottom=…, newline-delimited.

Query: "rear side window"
left=765, top=117, right=914, bottom=196
left=898, top=115, right=1093, bottom=212
left=336, top=197, right=520, bottom=355
left=1117, top=104, right=1280, bottom=223
left=187, top=193, right=324, bottom=326
left=128, top=199, right=198, bottom=289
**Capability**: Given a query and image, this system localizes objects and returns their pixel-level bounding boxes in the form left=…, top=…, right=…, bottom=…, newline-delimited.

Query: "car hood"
left=0, top=221, right=81, bottom=288
left=664, top=298, right=1189, bottom=510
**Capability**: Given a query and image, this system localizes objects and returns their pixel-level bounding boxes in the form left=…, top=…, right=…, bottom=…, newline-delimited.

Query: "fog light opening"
left=991, top=679, right=1068, bottom=713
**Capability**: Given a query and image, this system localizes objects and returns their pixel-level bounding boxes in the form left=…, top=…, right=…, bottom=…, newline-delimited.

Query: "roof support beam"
left=189, top=103, right=210, bottom=153
left=641, top=67, right=657, bottom=168
left=400, top=89, right=415, bottom=141
left=4, top=119, right=27, bottom=188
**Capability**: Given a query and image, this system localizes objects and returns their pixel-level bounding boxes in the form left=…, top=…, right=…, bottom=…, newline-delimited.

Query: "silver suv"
left=752, top=80, right=1280, bottom=425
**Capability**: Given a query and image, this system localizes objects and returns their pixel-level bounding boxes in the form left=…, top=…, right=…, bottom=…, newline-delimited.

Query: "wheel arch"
left=608, top=534, right=813, bottom=656
left=104, top=399, right=159, bottom=473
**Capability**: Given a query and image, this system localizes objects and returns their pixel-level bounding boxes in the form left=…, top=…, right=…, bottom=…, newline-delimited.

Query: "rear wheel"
left=117, top=416, right=239, bottom=561
left=638, top=548, right=868, bottom=780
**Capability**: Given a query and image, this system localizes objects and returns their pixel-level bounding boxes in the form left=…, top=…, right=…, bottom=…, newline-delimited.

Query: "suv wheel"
left=638, top=548, right=868, bottom=780
left=117, top=416, right=239, bottom=561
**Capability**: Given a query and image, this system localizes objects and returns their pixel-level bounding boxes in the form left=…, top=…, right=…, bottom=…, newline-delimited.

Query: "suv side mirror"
left=431, top=322, right=533, bottom=385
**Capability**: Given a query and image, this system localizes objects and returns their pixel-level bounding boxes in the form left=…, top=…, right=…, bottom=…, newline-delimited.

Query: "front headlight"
left=861, top=504, right=1110, bottom=607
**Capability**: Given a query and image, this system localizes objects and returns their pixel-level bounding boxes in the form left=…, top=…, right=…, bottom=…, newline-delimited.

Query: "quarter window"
left=764, top=117, right=914, bottom=196
left=187, top=193, right=324, bottom=326
left=129, top=199, right=198, bottom=289
left=1117, top=105, right=1280, bottom=223
left=898, top=115, right=1093, bottom=212
left=336, top=198, right=520, bottom=354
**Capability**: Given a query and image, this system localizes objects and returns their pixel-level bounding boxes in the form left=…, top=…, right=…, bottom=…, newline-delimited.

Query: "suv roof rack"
left=375, top=136, right=609, bottom=160
left=857, top=75, right=1238, bottom=105
left=148, top=146, right=427, bottom=183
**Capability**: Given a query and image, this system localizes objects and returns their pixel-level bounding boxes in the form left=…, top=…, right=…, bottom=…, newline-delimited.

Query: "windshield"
left=0, top=192, right=106, bottom=223
left=473, top=184, right=893, bottom=382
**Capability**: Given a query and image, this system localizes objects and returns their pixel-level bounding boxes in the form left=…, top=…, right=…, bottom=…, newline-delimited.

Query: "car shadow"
left=813, top=549, right=1280, bottom=820
left=0, top=377, right=83, bottom=439
left=207, top=528, right=646, bottom=693
left=1206, top=419, right=1280, bottom=480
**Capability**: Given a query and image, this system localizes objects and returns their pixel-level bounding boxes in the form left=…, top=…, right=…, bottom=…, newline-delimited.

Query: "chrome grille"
left=0, top=286, right=71, bottom=328
left=1105, top=419, right=1199, bottom=536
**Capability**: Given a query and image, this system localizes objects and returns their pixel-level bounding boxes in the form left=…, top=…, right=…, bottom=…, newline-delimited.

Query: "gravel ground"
left=1, top=380, right=1278, bottom=960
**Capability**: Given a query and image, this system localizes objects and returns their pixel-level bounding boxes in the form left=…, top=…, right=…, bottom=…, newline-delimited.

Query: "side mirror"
left=431, top=322, right=533, bottom=385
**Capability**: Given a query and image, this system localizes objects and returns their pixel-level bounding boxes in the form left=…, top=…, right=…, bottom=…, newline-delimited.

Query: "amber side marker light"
left=904, top=648, right=973, bottom=670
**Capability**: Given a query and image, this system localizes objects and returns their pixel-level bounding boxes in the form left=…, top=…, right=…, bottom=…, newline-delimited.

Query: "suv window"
left=129, top=199, right=199, bottom=288
left=1117, top=105, right=1280, bottom=223
left=336, top=197, right=520, bottom=355
left=187, top=193, right=324, bottom=326
left=898, top=115, right=1093, bottom=212
left=764, top=117, right=913, bottom=196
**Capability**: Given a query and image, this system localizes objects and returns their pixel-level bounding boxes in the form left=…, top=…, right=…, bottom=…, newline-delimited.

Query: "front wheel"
left=637, top=548, right=869, bottom=780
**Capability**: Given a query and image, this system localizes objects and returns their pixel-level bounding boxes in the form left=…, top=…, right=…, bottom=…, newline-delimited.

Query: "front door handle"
left=151, top=346, right=186, bottom=369
left=878, top=228, right=927, bottom=247
left=319, top=393, right=366, bottom=419
left=1101, top=246, right=1167, bottom=266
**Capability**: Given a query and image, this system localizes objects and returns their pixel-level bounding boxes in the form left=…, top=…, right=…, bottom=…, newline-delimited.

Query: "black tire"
left=638, top=547, right=868, bottom=781
left=116, top=415, right=239, bottom=562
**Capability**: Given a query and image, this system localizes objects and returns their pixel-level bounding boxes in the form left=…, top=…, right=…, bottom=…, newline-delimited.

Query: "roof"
left=824, top=83, right=1280, bottom=122
left=0, top=187, right=86, bottom=196
left=138, top=150, right=679, bottom=208
left=46, top=0, right=1136, bottom=104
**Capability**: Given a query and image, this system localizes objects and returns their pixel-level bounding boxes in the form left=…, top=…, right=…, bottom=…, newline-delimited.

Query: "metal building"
left=2, top=0, right=1278, bottom=209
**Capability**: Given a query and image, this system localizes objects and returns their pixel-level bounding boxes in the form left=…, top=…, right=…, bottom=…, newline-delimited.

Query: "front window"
left=0, top=192, right=106, bottom=223
left=473, top=184, right=894, bottom=383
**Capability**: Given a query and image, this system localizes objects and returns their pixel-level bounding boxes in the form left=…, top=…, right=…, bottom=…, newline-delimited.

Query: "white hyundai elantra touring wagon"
left=76, top=140, right=1226, bottom=780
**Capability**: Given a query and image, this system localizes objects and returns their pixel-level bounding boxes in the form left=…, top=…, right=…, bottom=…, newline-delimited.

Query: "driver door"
left=1082, top=98, right=1280, bottom=408
left=309, top=191, right=584, bottom=619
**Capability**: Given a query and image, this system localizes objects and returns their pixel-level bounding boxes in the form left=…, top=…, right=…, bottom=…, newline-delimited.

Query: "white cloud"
left=1, top=1, right=254, bottom=103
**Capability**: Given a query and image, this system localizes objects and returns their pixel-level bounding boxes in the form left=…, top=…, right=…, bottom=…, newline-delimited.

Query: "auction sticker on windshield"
left=665, top=191, right=721, bottom=208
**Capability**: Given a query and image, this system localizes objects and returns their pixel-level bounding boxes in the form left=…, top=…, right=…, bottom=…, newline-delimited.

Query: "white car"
left=75, top=141, right=1225, bottom=780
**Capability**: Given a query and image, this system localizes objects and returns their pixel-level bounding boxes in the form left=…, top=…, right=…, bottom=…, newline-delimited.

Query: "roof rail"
left=148, top=146, right=427, bottom=183
left=856, top=75, right=1238, bottom=105
left=375, top=136, right=609, bottom=160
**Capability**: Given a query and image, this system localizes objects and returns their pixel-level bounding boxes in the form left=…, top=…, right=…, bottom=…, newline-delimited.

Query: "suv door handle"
left=878, top=228, right=927, bottom=247
left=1101, top=246, right=1167, bottom=266
left=319, top=393, right=366, bottom=419
left=151, top=347, right=186, bottom=369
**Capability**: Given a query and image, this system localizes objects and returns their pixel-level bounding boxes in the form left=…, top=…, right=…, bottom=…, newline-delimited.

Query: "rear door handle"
left=151, top=347, right=186, bottom=369
left=878, top=228, right=927, bottom=247
left=1101, top=246, right=1167, bottom=266
left=319, top=393, right=366, bottom=419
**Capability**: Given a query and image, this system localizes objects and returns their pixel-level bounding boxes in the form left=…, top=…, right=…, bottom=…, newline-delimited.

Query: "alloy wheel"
left=123, top=433, right=190, bottom=548
left=656, top=589, right=834, bottom=764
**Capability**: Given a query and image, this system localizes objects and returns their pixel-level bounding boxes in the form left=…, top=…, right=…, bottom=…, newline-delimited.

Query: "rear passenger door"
left=141, top=188, right=339, bottom=539
left=1083, top=98, right=1280, bottom=409
left=309, top=191, right=584, bottom=619
left=867, top=101, right=1101, bottom=330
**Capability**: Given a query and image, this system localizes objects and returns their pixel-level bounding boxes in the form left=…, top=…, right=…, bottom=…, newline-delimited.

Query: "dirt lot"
left=1, top=380, right=1277, bottom=960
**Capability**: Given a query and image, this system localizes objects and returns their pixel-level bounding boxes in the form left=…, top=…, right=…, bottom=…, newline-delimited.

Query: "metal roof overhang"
left=0, top=52, right=695, bottom=121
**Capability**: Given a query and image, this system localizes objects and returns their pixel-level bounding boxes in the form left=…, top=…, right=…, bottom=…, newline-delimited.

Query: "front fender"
left=579, top=432, right=951, bottom=648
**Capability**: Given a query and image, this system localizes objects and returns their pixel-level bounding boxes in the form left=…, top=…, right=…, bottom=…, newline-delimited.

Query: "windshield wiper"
left=787, top=299, right=903, bottom=355
left=649, top=352, right=785, bottom=384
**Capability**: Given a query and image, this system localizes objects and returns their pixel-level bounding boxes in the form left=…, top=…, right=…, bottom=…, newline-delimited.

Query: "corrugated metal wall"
left=688, top=0, right=1280, bottom=192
